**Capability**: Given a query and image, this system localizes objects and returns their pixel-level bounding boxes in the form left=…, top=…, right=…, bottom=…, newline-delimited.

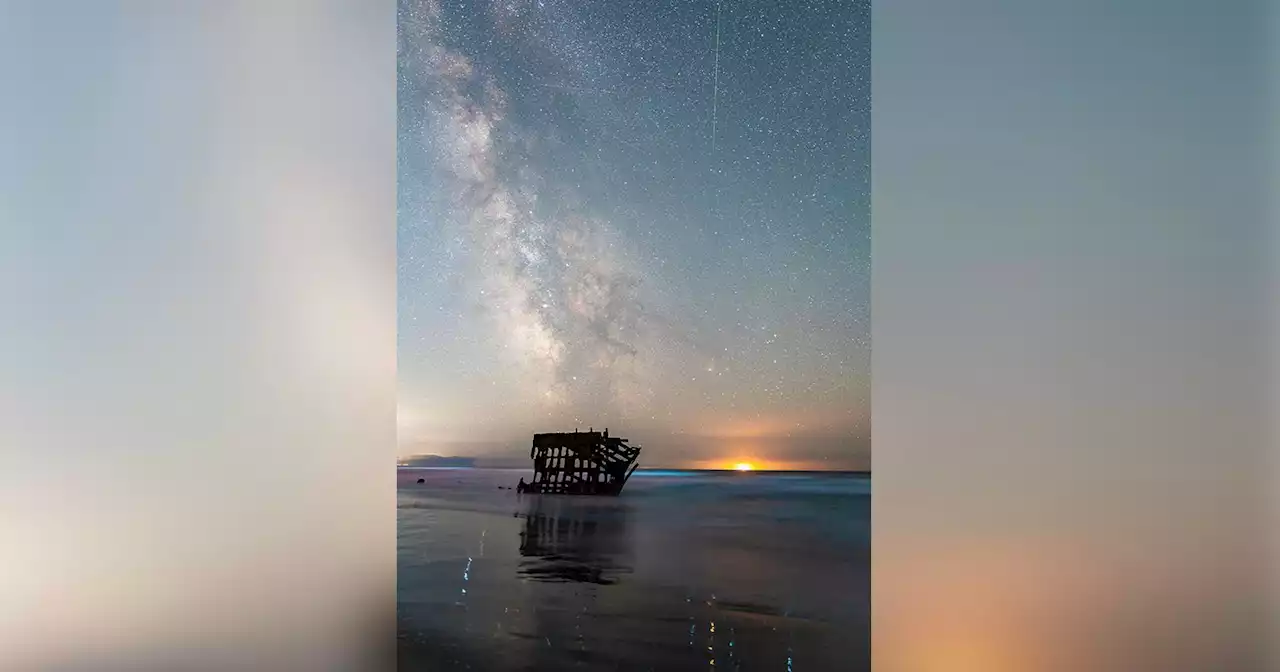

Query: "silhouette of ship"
left=520, top=428, right=641, bottom=496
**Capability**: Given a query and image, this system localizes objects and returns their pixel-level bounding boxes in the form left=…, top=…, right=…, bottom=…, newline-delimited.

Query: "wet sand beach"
left=398, top=468, right=869, bottom=671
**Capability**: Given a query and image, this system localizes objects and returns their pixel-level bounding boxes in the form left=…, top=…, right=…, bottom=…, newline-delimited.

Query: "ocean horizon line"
left=397, top=465, right=871, bottom=475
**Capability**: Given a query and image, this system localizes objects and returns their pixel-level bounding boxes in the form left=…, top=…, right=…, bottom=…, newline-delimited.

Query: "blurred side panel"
left=1270, top=1, right=1280, bottom=663
left=873, top=1, right=1272, bottom=670
left=0, top=2, right=396, bottom=670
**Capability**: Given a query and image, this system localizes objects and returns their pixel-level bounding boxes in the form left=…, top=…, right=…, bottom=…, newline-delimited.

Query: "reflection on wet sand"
left=517, top=495, right=633, bottom=585
left=398, top=469, right=869, bottom=671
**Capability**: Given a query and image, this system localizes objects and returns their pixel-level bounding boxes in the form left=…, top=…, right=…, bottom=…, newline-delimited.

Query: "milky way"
left=398, top=0, right=870, bottom=469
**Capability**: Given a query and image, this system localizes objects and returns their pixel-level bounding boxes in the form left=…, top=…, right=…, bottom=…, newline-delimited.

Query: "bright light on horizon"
left=734, top=462, right=755, bottom=472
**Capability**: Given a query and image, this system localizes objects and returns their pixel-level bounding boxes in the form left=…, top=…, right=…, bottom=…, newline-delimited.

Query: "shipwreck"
left=519, top=428, right=641, bottom=496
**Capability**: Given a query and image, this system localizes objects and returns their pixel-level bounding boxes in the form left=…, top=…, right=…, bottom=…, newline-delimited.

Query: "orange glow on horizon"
left=680, top=455, right=860, bottom=472
left=688, top=457, right=821, bottom=472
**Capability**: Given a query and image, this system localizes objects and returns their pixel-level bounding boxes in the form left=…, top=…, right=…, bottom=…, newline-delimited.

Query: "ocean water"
left=398, top=468, right=870, bottom=671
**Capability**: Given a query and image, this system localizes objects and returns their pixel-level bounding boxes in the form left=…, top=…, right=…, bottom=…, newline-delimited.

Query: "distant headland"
left=397, top=454, right=477, bottom=468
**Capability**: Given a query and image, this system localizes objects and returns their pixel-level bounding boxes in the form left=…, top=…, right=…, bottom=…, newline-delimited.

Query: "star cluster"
left=398, top=0, right=870, bottom=469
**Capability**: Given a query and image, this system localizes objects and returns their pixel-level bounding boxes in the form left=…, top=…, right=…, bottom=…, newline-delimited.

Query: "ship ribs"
left=523, top=428, right=642, bottom=496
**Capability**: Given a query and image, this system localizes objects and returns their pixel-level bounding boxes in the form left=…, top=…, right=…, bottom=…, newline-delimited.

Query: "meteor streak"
left=711, top=0, right=722, bottom=155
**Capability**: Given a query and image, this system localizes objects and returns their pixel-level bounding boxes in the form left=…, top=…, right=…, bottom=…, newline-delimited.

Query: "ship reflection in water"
left=517, top=496, right=634, bottom=585
left=398, top=468, right=869, bottom=671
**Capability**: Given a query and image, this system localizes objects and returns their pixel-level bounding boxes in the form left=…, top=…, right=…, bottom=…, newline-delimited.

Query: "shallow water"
left=398, top=468, right=869, bottom=671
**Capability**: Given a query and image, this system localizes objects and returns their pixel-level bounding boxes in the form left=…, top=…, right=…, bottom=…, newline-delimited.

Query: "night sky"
left=398, top=0, right=870, bottom=470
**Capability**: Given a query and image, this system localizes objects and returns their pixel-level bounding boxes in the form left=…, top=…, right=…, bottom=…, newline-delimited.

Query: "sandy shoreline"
left=398, top=468, right=868, bottom=671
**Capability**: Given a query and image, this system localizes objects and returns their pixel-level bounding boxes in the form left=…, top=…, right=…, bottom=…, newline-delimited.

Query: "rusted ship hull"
left=522, top=429, right=640, bottom=496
